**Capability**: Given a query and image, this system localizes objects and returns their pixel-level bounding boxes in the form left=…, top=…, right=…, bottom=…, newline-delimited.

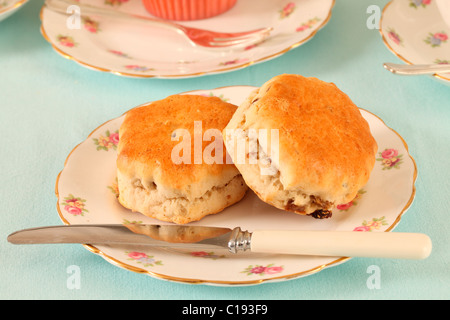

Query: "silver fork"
left=384, top=62, right=450, bottom=75
left=45, top=0, right=272, bottom=48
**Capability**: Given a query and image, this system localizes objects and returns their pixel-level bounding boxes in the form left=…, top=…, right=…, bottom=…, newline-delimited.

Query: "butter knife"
left=7, top=224, right=432, bottom=259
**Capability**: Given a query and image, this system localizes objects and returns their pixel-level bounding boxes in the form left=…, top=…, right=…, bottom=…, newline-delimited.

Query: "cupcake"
left=142, top=0, right=237, bottom=21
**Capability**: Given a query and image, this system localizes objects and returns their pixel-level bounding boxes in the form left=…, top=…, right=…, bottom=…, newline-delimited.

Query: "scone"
left=124, top=222, right=230, bottom=243
left=223, top=74, right=377, bottom=219
left=117, top=94, right=248, bottom=224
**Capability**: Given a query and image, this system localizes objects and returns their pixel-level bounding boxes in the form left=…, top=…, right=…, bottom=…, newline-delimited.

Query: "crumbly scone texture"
left=117, top=94, right=248, bottom=224
left=223, top=74, right=377, bottom=216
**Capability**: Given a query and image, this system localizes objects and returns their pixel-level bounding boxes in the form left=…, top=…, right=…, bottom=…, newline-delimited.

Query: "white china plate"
left=40, top=0, right=334, bottom=78
left=380, top=0, right=450, bottom=84
left=0, top=0, right=28, bottom=22
left=56, top=86, right=417, bottom=286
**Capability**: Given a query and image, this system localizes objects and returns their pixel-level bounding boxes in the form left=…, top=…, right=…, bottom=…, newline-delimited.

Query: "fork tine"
left=209, top=36, right=267, bottom=47
left=212, top=27, right=272, bottom=41
left=185, top=31, right=269, bottom=47
left=210, top=28, right=272, bottom=47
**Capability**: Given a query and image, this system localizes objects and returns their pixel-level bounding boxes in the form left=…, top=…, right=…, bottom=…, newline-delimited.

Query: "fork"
left=45, top=0, right=272, bottom=48
left=384, top=62, right=450, bottom=75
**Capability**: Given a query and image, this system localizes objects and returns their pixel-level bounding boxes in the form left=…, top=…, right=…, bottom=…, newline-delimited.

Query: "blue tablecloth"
left=1, top=0, right=449, bottom=299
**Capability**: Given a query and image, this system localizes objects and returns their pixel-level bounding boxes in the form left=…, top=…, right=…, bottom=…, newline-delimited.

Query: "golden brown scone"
left=117, top=94, right=248, bottom=224
left=223, top=74, right=377, bottom=219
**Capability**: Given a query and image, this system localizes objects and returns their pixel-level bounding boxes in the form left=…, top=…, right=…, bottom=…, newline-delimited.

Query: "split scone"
left=223, top=74, right=377, bottom=219
left=117, top=94, right=248, bottom=224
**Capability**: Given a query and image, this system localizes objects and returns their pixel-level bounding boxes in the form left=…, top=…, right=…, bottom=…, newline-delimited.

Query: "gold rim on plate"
left=54, top=86, right=417, bottom=286
left=0, top=0, right=28, bottom=15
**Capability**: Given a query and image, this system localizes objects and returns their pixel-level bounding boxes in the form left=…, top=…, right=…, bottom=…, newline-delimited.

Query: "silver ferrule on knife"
left=228, top=227, right=252, bottom=253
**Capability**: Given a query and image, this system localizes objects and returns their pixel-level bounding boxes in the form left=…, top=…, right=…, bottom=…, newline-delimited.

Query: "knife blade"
left=7, top=224, right=432, bottom=259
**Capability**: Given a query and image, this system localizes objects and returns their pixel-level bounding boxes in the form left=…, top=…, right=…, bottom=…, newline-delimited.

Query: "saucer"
left=380, top=0, right=450, bottom=84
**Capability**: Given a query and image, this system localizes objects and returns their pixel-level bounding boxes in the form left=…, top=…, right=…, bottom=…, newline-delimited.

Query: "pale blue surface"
left=1, top=0, right=449, bottom=300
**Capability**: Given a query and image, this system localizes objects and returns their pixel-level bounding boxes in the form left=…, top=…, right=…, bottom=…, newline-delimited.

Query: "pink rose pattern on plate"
left=200, top=92, right=230, bottom=102
left=244, top=42, right=264, bottom=51
left=376, top=148, right=403, bottom=170
left=109, top=50, right=130, bottom=58
left=244, top=3, right=322, bottom=50
left=279, top=2, right=296, bottom=19
left=409, top=0, right=431, bottom=8
left=219, top=58, right=249, bottom=66
left=126, top=251, right=163, bottom=267
left=61, top=194, right=88, bottom=216
left=435, top=59, right=450, bottom=64
left=93, top=130, right=119, bottom=151
left=82, top=17, right=100, bottom=33
left=242, top=264, right=284, bottom=276
left=353, top=216, right=389, bottom=232
left=57, top=35, right=76, bottom=47
left=296, top=17, right=321, bottom=32
left=387, top=28, right=402, bottom=45
left=424, top=32, right=448, bottom=47
left=337, top=189, right=366, bottom=211
left=124, top=65, right=154, bottom=72
left=190, top=251, right=225, bottom=260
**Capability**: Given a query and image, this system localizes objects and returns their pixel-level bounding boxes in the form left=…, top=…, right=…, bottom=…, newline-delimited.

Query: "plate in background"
left=0, top=0, right=28, bottom=22
left=40, top=0, right=334, bottom=78
left=380, top=0, right=450, bottom=84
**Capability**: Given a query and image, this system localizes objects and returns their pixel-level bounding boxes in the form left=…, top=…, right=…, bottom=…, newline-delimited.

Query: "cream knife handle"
left=250, top=230, right=432, bottom=259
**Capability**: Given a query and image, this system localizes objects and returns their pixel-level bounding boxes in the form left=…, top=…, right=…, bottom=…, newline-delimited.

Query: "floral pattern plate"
left=40, top=0, right=334, bottom=78
left=0, top=0, right=28, bottom=22
left=56, top=86, right=417, bottom=286
left=380, top=0, right=450, bottom=84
